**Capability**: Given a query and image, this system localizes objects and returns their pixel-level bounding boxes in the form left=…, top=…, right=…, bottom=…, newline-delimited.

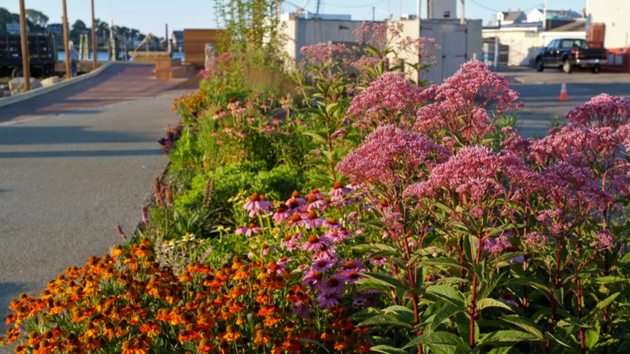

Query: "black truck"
left=535, top=38, right=608, bottom=74
left=0, top=33, right=57, bottom=78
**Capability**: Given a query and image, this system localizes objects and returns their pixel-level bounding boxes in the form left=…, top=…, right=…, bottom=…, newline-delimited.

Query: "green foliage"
left=174, top=161, right=306, bottom=225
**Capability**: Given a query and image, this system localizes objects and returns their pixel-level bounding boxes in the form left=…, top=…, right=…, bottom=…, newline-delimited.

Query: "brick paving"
left=0, top=63, right=192, bottom=123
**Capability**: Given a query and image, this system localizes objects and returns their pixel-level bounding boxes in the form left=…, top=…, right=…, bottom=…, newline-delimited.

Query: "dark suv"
left=535, top=38, right=607, bottom=73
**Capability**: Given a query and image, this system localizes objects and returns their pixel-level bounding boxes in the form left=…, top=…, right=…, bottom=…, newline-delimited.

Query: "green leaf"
left=358, top=314, right=413, bottom=329
left=429, top=306, right=464, bottom=333
left=589, top=292, right=620, bottom=316
left=360, top=272, right=406, bottom=289
left=403, top=331, right=464, bottom=349
left=500, top=315, right=543, bottom=339
left=585, top=329, right=599, bottom=349
left=382, top=305, right=416, bottom=324
left=369, top=345, right=409, bottom=354
left=479, top=330, right=540, bottom=346
left=426, top=285, right=466, bottom=308
left=476, top=298, right=514, bottom=312
left=418, top=258, right=467, bottom=270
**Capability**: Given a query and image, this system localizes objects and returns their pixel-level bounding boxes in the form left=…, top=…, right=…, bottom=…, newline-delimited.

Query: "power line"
left=468, top=0, right=499, bottom=13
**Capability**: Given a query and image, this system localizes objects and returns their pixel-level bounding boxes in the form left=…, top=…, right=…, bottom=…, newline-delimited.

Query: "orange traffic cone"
left=559, top=82, right=568, bottom=102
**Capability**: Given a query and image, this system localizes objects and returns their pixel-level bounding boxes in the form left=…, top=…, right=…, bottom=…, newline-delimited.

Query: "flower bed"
left=3, top=20, right=630, bottom=354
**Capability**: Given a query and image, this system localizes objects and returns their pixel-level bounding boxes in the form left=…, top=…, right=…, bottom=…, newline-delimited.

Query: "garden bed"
left=2, top=16, right=630, bottom=354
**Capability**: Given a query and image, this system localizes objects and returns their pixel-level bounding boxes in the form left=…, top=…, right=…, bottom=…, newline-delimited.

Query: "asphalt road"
left=504, top=69, right=630, bottom=137
left=0, top=92, right=183, bottom=342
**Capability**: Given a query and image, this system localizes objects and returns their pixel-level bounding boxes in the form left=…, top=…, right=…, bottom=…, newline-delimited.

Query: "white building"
left=587, top=0, right=630, bottom=48
left=497, top=11, right=526, bottom=25
left=527, top=8, right=581, bottom=23
left=428, top=0, right=457, bottom=20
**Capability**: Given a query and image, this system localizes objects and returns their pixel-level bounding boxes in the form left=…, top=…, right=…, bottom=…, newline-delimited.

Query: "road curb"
left=0, top=62, right=115, bottom=108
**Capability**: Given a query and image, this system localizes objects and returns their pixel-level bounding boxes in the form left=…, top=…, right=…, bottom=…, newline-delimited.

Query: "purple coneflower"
left=339, top=259, right=366, bottom=271
left=301, top=235, right=329, bottom=252
left=244, top=193, right=274, bottom=217
left=301, top=210, right=324, bottom=229
left=305, top=188, right=325, bottom=199
left=304, top=195, right=327, bottom=211
left=234, top=225, right=247, bottom=235
left=245, top=223, right=262, bottom=237
left=237, top=130, right=246, bottom=138
left=353, top=295, right=375, bottom=307
left=312, top=258, right=335, bottom=272
left=273, top=203, right=294, bottom=222
left=293, top=301, right=308, bottom=317
left=346, top=182, right=360, bottom=191
left=223, top=127, right=234, bottom=133
left=211, top=130, right=218, bottom=137
left=370, top=256, right=388, bottom=266
left=246, top=115, right=256, bottom=122
left=286, top=191, right=306, bottom=206
left=500, top=292, right=519, bottom=307
left=325, top=229, right=350, bottom=242
left=216, top=139, right=223, bottom=145
left=328, top=181, right=350, bottom=201
left=319, top=276, right=346, bottom=295
left=322, top=218, right=341, bottom=229
left=317, top=293, right=340, bottom=309
left=302, top=270, right=323, bottom=287
left=340, top=270, right=364, bottom=284
left=272, top=117, right=282, bottom=125
left=277, top=257, right=292, bottom=267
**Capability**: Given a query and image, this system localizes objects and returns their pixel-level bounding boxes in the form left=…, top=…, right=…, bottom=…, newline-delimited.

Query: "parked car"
left=535, top=38, right=607, bottom=74
left=0, top=34, right=58, bottom=78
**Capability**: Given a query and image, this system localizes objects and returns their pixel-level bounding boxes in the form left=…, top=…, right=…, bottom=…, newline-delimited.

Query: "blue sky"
left=3, top=0, right=586, bottom=36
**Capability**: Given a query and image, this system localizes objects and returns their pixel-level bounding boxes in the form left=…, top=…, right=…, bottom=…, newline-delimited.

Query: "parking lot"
left=501, top=68, right=630, bottom=137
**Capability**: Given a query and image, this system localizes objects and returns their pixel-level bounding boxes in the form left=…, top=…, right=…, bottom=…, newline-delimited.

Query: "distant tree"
left=25, top=9, right=48, bottom=27
left=0, top=7, right=21, bottom=34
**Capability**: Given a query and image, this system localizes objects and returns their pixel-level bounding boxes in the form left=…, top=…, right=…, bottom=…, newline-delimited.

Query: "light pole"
left=18, top=0, right=31, bottom=91
left=91, top=0, right=97, bottom=71
left=62, top=0, right=71, bottom=79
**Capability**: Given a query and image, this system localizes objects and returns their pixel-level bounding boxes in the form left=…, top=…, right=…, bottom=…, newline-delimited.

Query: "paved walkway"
left=0, top=62, right=192, bottom=123
left=0, top=65, right=188, bottom=344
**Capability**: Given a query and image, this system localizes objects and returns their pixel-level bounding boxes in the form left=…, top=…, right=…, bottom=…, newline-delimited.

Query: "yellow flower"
left=224, top=325, right=242, bottom=342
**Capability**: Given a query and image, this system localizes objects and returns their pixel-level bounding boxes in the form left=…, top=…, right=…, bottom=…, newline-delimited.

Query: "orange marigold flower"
left=271, top=340, right=285, bottom=354
left=283, top=337, right=301, bottom=352
left=254, top=329, right=272, bottom=345
left=224, top=325, right=242, bottom=342
left=197, top=339, right=216, bottom=353
left=354, top=340, right=373, bottom=352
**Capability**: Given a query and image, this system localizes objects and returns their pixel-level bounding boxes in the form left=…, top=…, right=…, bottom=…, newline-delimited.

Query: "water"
left=57, top=51, right=185, bottom=61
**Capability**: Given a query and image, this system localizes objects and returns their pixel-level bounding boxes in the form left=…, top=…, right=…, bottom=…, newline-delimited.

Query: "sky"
left=3, top=0, right=587, bottom=36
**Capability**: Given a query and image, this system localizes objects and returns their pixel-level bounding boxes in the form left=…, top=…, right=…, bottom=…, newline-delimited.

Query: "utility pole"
left=18, top=0, right=31, bottom=91
left=399, top=0, right=402, bottom=19
left=62, top=0, right=71, bottom=79
left=417, top=0, right=421, bottom=20
left=165, top=23, right=168, bottom=51
left=461, top=0, right=465, bottom=25
left=110, top=19, right=116, bottom=61
left=543, top=0, right=547, bottom=30
left=91, top=0, right=97, bottom=71
left=373, top=7, right=375, bottom=21
left=315, top=0, right=321, bottom=19
left=427, top=0, right=430, bottom=19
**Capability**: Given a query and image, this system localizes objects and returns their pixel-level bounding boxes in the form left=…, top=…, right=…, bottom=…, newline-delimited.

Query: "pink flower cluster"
left=299, top=43, right=351, bottom=68
left=404, top=146, right=531, bottom=202
left=415, top=60, right=522, bottom=143
left=566, top=93, right=630, bottom=129
left=337, top=125, right=449, bottom=188
left=199, top=52, right=232, bottom=81
left=348, top=73, right=426, bottom=129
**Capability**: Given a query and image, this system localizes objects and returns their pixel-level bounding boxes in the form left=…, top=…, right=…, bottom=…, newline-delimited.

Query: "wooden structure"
left=154, top=58, right=195, bottom=80
left=183, top=29, right=221, bottom=68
